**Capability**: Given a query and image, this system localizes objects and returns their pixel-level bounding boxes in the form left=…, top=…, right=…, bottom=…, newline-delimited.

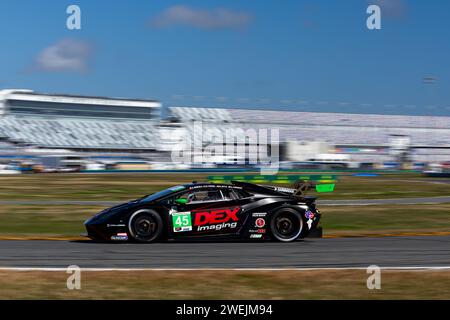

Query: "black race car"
left=84, top=180, right=322, bottom=243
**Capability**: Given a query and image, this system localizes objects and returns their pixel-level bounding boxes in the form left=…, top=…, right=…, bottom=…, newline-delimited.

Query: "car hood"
left=86, top=199, right=142, bottom=224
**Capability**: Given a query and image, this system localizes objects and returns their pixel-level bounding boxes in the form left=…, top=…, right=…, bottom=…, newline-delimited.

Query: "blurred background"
left=0, top=1, right=449, bottom=176
left=0, top=88, right=449, bottom=175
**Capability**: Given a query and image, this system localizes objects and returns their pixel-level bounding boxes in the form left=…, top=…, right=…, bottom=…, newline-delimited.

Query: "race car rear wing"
left=268, top=180, right=315, bottom=197
left=231, top=180, right=331, bottom=198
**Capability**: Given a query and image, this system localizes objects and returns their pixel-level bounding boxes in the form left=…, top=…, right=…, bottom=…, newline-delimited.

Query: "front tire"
left=270, top=208, right=304, bottom=242
left=128, top=209, right=163, bottom=243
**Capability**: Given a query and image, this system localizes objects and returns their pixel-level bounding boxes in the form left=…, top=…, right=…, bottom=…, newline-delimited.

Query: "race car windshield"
left=140, top=185, right=186, bottom=203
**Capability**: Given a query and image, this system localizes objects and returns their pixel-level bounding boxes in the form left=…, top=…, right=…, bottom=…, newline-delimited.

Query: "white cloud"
left=150, top=5, right=252, bottom=30
left=33, top=38, right=93, bottom=73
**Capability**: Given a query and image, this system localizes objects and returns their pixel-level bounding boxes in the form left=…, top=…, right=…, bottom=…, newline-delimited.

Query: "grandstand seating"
left=0, top=102, right=448, bottom=152
left=0, top=116, right=159, bottom=149
left=170, top=107, right=232, bottom=122
left=229, top=109, right=450, bottom=129
left=0, top=89, right=162, bottom=150
left=168, top=107, right=450, bottom=147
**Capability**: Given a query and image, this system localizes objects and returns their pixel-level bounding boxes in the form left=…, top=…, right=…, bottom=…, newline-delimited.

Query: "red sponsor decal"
left=255, top=218, right=265, bottom=228
left=194, top=207, right=240, bottom=226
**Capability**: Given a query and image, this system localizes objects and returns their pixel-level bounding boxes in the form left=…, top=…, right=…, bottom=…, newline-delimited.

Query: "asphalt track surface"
left=1, top=196, right=450, bottom=206
left=0, top=236, right=449, bottom=268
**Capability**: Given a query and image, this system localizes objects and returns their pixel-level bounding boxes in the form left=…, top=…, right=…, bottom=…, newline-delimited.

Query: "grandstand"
left=168, top=107, right=450, bottom=162
left=169, top=107, right=450, bottom=146
left=1, top=88, right=449, bottom=164
left=0, top=90, right=161, bottom=150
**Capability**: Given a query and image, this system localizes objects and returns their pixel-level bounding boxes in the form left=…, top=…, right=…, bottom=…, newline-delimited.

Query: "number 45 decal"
left=171, top=211, right=192, bottom=232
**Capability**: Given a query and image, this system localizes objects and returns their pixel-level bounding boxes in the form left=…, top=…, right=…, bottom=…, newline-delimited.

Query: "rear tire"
left=128, top=209, right=163, bottom=243
left=270, top=208, right=304, bottom=242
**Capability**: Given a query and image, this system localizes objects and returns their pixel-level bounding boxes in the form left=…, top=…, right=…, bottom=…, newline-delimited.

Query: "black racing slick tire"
left=128, top=209, right=163, bottom=243
left=270, top=208, right=304, bottom=242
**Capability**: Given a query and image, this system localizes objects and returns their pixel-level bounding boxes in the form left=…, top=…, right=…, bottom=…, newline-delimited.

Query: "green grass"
left=317, top=174, right=450, bottom=200
left=1, top=270, right=449, bottom=299
left=0, top=205, right=104, bottom=237
left=0, top=172, right=449, bottom=201
left=322, top=204, right=450, bottom=235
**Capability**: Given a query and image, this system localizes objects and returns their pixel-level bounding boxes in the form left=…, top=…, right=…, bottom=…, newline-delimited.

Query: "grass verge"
left=321, top=204, right=450, bottom=236
left=0, top=173, right=449, bottom=201
left=0, top=270, right=449, bottom=299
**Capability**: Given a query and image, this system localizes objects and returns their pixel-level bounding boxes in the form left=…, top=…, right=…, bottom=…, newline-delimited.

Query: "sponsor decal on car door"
left=193, top=207, right=241, bottom=232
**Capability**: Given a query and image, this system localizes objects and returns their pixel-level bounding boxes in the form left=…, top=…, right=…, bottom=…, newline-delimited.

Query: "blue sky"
left=1, top=0, right=449, bottom=116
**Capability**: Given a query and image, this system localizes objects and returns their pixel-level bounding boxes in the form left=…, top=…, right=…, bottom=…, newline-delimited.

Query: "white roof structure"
left=0, top=89, right=160, bottom=109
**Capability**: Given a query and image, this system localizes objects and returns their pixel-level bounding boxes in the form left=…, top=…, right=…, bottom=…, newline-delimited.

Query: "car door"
left=168, top=187, right=246, bottom=237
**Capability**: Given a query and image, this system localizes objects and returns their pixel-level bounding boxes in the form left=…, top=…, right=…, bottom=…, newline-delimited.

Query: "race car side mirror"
left=175, top=198, right=188, bottom=205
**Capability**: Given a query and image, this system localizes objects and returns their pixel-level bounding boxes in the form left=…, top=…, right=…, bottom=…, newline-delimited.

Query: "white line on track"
left=1, top=267, right=450, bottom=272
